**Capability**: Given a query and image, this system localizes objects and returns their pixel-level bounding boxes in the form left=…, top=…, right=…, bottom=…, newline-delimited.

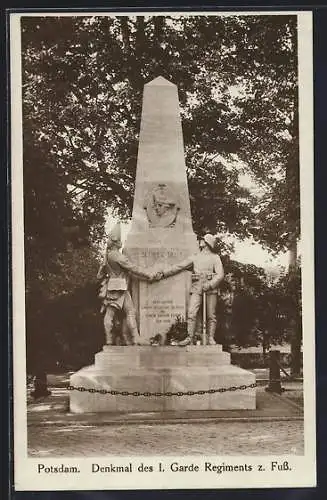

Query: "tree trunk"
left=286, top=21, right=301, bottom=376
left=153, top=16, right=165, bottom=75
left=120, top=17, right=143, bottom=91
left=120, top=17, right=131, bottom=53
left=136, top=16, right=145, bottom=47
left=288, top=235, right=302, bottom=377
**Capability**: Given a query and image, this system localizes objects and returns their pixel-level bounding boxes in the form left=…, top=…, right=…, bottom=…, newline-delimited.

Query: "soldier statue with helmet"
left=159, top=233, right=224, bottom=346
left=97, top=222, right=162, bottom=345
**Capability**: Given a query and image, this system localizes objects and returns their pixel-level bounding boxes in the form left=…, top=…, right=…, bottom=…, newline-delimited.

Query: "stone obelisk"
left=124, top=76, right=198, bottom=344
left=69, top=77, right=256, bottom=414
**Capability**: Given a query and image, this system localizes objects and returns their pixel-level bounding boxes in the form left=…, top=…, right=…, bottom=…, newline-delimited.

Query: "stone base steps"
left=70, top=346, right=256, bottom=413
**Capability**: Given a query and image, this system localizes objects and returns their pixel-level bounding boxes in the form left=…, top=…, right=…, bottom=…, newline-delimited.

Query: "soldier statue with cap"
left=160, top=233, right=224, bottom=346
left=97, top=223, right=161, bottom=345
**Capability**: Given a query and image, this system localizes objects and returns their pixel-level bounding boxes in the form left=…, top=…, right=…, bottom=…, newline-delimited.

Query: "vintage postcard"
left=10, top=10, right=315, bottom=491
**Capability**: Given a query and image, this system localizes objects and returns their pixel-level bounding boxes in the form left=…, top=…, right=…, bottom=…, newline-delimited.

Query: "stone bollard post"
left=31, top=371, right=51, bottom=399
left=266, top=350, right=283, bottom=394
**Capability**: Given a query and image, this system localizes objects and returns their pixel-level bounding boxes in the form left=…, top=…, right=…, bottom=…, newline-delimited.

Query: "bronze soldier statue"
left=97, top=223, right=161, bottom=345
left=161, top=233, right=224, bottom=346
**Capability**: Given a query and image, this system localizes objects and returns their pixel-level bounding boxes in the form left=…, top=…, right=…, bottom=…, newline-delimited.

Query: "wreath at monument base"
left=149, top=316, right=204, bottom=346
left=149, top=316, right=188, bottom=346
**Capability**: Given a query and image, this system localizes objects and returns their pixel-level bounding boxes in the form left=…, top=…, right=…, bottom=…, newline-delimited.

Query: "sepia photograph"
left=11, top=10, right=315, bottom=490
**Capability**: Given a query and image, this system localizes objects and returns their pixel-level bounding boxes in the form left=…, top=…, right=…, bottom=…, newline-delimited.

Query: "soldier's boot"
left=207, top=321, right=217, bottom=345
left=178, top=319, right=195, bottom=347
left=105, top=331, right=114, bottom=345
left=104, top=308, right=115, bottom=345
left=119, top=318, right=129, bottom=346
left=120, top=330, right=129, bottom=346
left=126, top=314, right=139, bottom=345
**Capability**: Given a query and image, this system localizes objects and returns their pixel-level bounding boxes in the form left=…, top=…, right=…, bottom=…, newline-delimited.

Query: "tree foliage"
left=21, top=15, right=302, bottom=370
left=217, top=260, right=298, bottom=355
left=22, top=14, right=299, bottom=252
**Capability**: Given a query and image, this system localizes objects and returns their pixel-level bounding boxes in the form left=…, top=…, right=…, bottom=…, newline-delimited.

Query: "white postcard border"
left=11, top=10, right=316, bottom=491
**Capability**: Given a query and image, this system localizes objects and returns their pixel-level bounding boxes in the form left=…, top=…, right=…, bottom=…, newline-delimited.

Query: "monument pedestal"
left=69, top=346, right=256, bottom=413
left=69, top=77, right=257, bottom=414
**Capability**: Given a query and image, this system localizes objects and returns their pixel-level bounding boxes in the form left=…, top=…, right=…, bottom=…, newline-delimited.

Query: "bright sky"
left=105, top=216, right=290, bottom=272
left=104, top=164, right=290, bottom=273
left=230, top=237, right=289, bottom=270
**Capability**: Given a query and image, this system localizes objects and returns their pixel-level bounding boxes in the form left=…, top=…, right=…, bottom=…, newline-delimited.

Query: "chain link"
left=67, top=382, right=257, bottom=397
left=276, top=361, right=294, bottom=380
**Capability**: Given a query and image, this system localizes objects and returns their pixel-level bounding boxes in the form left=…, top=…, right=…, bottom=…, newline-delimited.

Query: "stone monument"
left=124, top=76, right=198, bottom=345
left=69, top=76, right=256, bottom=413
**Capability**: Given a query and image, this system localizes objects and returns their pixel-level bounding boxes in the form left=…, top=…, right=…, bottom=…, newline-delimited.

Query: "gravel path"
left=28, top=420, right=304, bottom=457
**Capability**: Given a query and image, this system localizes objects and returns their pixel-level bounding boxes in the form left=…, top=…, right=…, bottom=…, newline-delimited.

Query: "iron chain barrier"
left=67, top=382, right=257, bottom=397
left=276, top=361, right=294, bottom=380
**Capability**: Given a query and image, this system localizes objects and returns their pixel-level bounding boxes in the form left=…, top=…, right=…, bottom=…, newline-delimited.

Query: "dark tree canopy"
left=21, top=15, right=302, bottom=372
left=22, top=14, right=299, bottom=259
